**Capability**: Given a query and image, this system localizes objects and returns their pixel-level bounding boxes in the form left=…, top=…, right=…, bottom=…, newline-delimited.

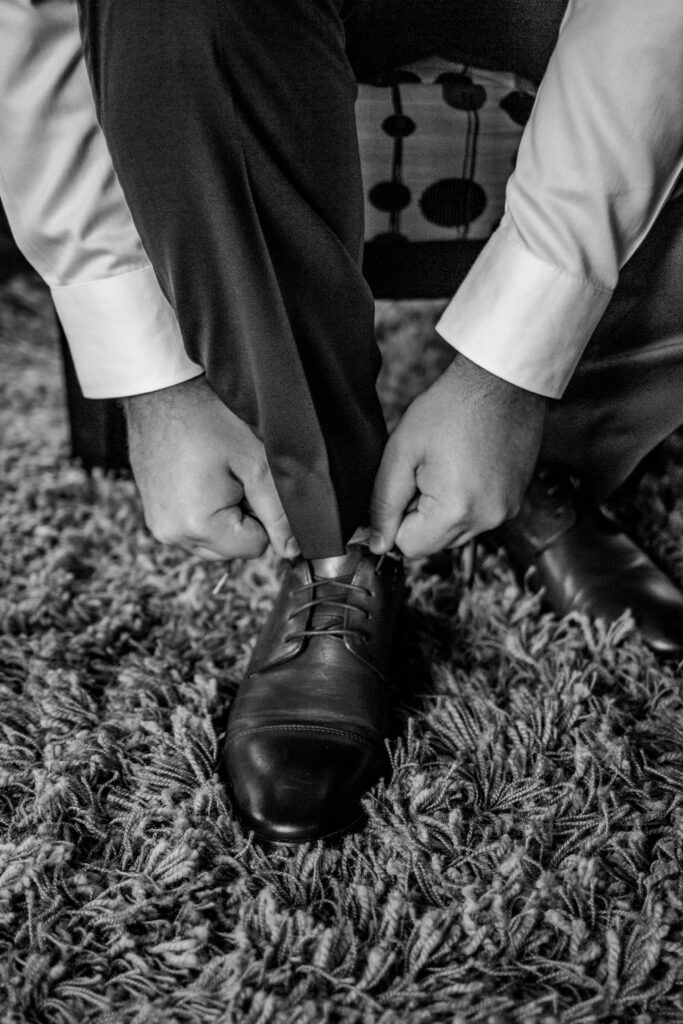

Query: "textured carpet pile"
left=1, top=273, right=683, bottom=1024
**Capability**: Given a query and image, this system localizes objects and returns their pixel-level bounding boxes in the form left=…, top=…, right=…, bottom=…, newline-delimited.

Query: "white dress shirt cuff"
left=435, top=221, right=613, bottom=398
left=51, top=265, right=204, bottom=398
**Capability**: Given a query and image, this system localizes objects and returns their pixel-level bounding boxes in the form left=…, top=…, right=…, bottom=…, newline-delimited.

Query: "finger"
left=188, top=545, right=233, bottom=562
left=199, top=504, right=270, bottom=559
left=369, top=439, right=418, bottom=554
left=395, top=498, right=470, bottom=558
left=243, top=467, right=300, bottom=559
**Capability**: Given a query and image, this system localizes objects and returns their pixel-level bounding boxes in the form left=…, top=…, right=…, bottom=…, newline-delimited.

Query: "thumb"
left=369, top=437, right=417, bottom=554
left=243, top=465, right=300, bottom=559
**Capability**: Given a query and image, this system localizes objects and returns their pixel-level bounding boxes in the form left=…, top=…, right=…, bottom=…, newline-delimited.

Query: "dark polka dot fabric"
left=356, top=59, right=536, bottom=243
left=419, top=178, right=487, bottom=228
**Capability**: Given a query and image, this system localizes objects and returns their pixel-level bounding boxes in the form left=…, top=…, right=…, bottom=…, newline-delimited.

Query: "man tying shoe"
left=1, top=0, right=682, bottom=843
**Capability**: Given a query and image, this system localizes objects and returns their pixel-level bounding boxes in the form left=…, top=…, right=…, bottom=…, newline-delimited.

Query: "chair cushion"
left=356, top=58, right=536, bottom=243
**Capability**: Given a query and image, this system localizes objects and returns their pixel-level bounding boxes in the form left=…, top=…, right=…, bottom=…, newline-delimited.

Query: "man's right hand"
left=123, top=376, right=299, bottom=561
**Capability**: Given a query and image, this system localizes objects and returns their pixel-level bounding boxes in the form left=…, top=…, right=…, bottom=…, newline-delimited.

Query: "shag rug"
left=1, top=272, right=683, bottom=1024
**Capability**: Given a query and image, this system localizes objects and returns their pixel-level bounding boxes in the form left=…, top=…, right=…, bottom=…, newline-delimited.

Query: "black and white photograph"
left=1, top=0, right=682, bottom=1020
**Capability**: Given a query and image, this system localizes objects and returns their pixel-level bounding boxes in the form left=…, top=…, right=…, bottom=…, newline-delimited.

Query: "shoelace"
left=284, top=579, right=373, bottom=645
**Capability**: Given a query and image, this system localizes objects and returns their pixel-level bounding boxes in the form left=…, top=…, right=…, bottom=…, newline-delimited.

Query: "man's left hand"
left=369, top=354, right=547, bottom=558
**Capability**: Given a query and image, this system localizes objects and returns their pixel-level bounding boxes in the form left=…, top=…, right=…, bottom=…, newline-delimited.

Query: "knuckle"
left=448, top=499, right=470, bottom=526
left=480, top=502, right=508, bottom=533
left=493, top=496, right=511, bottom=524
left=506, top=491, right=523, bottom=520
left=182, top=512, right=210, bottom=540
left=245, top=459, right=270, bottom=486
left=146, top=498, right=209, bottom=547
left=148, top=521, right=180, bottom=546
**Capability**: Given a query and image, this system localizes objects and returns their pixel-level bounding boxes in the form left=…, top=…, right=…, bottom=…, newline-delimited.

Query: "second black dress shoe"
left=220, top=544, right=404, bottom=843
left=490, top=467, right=683, bottom=658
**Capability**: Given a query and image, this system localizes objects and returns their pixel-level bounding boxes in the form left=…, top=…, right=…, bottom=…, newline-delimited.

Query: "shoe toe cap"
left=222, top=727, right=385, bottom=843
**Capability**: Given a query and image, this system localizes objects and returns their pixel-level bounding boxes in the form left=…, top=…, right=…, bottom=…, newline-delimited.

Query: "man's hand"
left=369, top=354, right=547, bottom=558
left=124, top=376, right=299, bottom=561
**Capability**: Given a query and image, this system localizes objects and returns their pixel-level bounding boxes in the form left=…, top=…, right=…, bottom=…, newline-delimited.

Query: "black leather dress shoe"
left=490, top=467, right=683, bottom=658
left=220, top=544, right=404, bottom=843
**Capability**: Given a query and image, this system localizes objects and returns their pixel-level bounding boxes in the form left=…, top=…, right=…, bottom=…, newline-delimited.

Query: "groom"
left=1, top=0, right=682, bottom=842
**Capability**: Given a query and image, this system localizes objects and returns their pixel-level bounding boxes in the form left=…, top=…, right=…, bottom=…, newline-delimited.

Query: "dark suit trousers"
left=77, top=0, right=683, bottom=557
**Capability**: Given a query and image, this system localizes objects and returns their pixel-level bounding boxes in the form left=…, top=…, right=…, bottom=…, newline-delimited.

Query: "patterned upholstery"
left=356, top=58, right=536, bottom=248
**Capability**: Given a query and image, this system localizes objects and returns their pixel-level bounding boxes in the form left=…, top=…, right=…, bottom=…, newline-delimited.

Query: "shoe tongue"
left=310, top=546, right=363, bottom=578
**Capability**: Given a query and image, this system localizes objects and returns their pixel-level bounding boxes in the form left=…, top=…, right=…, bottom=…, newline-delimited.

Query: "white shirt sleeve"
left=436, top=0, right=683, bottom=398
left=0, top=0, right=203, bottom=398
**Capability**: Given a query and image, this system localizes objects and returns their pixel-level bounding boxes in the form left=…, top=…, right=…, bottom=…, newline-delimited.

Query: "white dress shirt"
left=1, top=0, right=682, bottom=400
left=0, top=0, right=202, bottom=397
